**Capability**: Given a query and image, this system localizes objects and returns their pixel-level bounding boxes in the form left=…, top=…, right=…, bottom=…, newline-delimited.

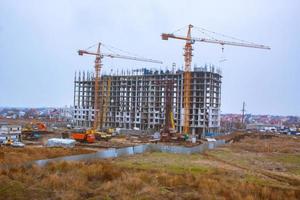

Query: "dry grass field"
left=0, top=133, right=299, bottom=199
left=0, top=147, right=94, bottom=166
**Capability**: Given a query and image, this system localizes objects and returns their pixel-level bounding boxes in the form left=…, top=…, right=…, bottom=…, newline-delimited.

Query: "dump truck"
left=71, top=129, right=95, bottom=143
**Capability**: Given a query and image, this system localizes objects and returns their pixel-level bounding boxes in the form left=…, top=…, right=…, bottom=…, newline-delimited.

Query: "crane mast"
left=183, top=24, right=193, bottom=134
left=94, top=43, right=101, bottom=130
left=162, top=24, right=270, bottom=135
left=78, top=43, right=162, bottom=130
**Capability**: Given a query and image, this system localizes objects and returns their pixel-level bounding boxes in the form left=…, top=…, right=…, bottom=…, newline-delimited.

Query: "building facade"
left=73, top=66, right=222, bottom=136
left=0, top=123, right=22, bottom=143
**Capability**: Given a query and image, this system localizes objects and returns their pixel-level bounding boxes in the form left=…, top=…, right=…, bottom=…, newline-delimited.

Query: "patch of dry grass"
left=208, top=133, right=300, bottom=188
left=0, top=160, right=299, bottom=200
left=115, top=152, right=212, bottom=174
left=230, top=134, right=300, bottom=153
left=1, top=132, right=300, bottom=199
left=0, top=146, right=94, bottom=165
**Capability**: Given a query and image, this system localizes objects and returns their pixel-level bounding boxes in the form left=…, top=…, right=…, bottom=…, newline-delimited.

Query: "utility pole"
left=241, top=101, right=246, bottom=128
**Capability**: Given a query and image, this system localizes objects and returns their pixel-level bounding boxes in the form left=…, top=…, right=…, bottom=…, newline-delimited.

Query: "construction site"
left=73, top=66, right=221, bottom=136
left=71, top=24, right=270, bottom=143
left=1, top=23, right=300, bottom=200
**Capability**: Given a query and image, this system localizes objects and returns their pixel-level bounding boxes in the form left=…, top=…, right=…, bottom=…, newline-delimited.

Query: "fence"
left=33, top=140, right=226, bottom=167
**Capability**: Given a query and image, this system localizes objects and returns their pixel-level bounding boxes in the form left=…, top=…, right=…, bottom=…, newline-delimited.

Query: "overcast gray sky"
left=0, top=0, right=299, bottom=115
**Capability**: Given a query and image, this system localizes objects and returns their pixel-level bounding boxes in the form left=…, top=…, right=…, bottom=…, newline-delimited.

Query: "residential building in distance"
left=0, top=122, right=22, bottom=143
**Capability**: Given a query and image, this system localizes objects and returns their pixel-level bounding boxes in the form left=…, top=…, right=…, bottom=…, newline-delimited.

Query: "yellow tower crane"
left=162, top=25, right=270, bottom=135
left=78, top=42, right=162, bottom=130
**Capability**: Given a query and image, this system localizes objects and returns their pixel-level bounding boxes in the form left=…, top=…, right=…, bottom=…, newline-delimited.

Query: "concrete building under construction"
left=73, top=65, right=222, bottom=136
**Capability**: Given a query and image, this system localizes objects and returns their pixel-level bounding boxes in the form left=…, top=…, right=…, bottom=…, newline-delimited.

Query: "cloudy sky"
left=0, top=0, right=299, bottom=115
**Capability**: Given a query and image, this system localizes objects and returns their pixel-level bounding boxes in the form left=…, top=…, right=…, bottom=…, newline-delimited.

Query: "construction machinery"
left=75, top=42, right=162, bottom=141
left=162, top=24, right=270, bottom=135
left=22, top=121, right=47, bottom=132
left=22, top=121, right=48, bottom=140
left=71, top=127, right=114, bottom=143
left=71, top=129, right=96, bottom=143
left=154, top=79, right=177, bottom=141
left=94, top=128, right=115, bottom=141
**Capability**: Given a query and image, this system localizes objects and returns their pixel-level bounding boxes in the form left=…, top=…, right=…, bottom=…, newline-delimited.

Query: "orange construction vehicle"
left=71, top=129, right=95, bottom=143
left=22, top=121, right=48, bottom=140
left=36, top=122, right=47, bottom=131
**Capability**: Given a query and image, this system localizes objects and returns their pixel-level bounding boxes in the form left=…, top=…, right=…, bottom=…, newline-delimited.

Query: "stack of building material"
left=46, top=138, right=76, bottom=148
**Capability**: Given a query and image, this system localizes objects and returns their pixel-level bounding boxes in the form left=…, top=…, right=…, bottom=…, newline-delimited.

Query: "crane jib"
left=162, top=33, right=271, bottom=50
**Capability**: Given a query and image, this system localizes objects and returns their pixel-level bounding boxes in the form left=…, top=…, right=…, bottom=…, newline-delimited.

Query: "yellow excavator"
left=94, top=128, right=114, bottom=141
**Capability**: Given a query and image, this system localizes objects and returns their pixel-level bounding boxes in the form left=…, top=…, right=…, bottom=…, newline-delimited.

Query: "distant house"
left=246, top=123, right=278, bottom=132
left=0, top=122, right=22, bottom=143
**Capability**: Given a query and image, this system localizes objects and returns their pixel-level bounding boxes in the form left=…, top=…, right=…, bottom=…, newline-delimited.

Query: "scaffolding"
left=73, top=66, right=221, bottom=137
